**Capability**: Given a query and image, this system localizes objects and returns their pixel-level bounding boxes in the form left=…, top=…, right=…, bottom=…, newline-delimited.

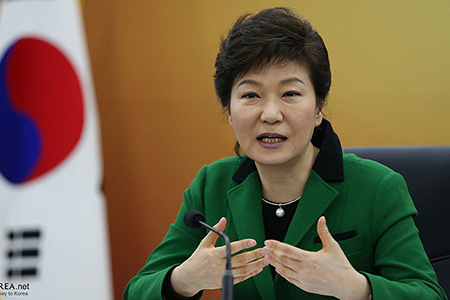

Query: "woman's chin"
left=251, top=154, right=294, bottom=167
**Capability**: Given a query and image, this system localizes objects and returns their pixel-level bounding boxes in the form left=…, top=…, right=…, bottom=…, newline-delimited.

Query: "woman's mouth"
left=257, top=133, right=287, bottom=148
left=259, top=137, right=285, bottom=143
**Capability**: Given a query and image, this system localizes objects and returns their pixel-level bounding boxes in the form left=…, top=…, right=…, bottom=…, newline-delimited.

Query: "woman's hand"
left=171, top=217, right=269, bottom=297
left=263, top=216, right=371, bottom=300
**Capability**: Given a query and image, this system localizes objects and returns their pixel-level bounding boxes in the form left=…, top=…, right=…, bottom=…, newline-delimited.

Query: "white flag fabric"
left=0, top=1, right=112, bottom=299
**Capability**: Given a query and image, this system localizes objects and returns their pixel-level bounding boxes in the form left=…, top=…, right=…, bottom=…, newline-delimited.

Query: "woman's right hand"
left=171, top=217, right=269, bottom=297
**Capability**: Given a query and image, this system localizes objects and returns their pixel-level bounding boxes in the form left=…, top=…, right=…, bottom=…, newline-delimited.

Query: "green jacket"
left=124, top=120, right=446, bottom=299
left=123, top=153, right=446, bottom=299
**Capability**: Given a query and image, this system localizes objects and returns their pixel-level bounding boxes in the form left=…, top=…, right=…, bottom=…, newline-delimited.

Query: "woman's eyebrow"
left=236, top=77, right=305, bottom=88
left=280, top=76, right=305, bottom=86
left=236, top=79, right=261, bottom=88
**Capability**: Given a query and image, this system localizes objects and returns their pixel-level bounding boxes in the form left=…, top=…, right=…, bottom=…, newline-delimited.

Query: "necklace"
left=261, top=196, right=302, bottom=218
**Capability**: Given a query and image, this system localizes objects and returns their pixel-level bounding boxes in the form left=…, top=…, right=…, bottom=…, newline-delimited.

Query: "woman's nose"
left=260, top=98, right=283, bottom=124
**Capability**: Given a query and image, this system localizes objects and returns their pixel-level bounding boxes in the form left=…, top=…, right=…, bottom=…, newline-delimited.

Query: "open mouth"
left=258, top=137, right=286, bottom=143
left=257, top=133, right=287, bottom=144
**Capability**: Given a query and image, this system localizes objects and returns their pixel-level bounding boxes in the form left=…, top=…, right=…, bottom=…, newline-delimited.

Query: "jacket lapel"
left=283, top=170, right=338, bottom=248
left=227, top=171, right=276, bottom=300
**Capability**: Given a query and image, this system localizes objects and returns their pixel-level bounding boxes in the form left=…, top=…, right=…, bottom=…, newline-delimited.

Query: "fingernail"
left=264, top=241, right=272, bottom=248
left=260, top=248, right=269, bottom=256
left=263, top=257, right=271, bottom=266
left=321, top=216, right=327, bottom=229
left=247, top=240, right=256, bottom=247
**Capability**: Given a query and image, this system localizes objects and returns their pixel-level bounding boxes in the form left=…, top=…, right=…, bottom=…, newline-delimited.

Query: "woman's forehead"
left=234, top=60, right=311, bottom=85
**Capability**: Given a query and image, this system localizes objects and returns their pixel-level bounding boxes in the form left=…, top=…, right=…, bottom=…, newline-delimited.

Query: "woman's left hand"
left=263, top=216, right=371, bottom=300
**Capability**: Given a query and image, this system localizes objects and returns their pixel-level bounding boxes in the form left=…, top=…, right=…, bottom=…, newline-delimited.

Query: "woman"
left=123, top=7, right=447, bottom=300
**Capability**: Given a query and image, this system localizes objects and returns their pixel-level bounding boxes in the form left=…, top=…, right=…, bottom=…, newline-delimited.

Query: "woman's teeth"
left=261, top=137, right=284, bottom=143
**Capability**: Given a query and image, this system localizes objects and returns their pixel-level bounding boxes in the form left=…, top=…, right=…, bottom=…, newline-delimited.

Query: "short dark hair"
left=214, top=7, right=331, bottom=111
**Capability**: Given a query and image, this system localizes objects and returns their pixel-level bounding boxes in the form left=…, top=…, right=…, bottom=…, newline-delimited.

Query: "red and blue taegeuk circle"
left=0, top=37, right=84, bottom=184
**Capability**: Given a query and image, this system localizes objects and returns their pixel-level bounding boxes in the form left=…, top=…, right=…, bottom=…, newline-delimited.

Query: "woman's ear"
left=315, top=106, right=324, bottom=126
left=227, top=108, right=233, bottom=126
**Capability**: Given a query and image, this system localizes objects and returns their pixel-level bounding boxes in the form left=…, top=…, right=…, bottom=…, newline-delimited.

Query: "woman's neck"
left=255, top=144, right=319, bottom=203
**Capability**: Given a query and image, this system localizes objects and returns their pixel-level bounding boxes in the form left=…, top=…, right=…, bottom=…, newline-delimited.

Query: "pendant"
left=276, top=207, right=285, bottom=218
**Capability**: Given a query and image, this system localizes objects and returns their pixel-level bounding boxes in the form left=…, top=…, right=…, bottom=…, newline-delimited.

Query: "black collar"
left=232, top=119, right=344, bottom=183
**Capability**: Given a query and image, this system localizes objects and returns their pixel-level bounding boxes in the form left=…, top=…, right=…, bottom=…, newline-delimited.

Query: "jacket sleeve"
left=361, top=172, right=447, bottom=300
left=123, top=166, right=209, bottom=300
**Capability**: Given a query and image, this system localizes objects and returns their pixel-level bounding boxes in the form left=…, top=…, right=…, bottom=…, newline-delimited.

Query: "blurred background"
left=83, top=1, right=450, bottom=299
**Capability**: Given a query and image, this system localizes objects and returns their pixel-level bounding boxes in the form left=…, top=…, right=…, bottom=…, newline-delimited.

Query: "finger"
left=201, top=217, right=226, bottom=247
left=231, top=247, right=265, bottom=267
left=232, top=257, right=269, bottom=283
left=267, top=254, right=297, bottom=278
left=233, top=266, right=264, bottom=285
left=316, top=216, right=337, bottom=250
left=231, top=239, right=258, bottom=254
left=215, top=217, right=227, bottom=232
left=267, top=249, right=300, bottom=270
left=264, top=240, right=310, bottom=261
left=215, top=238, right=257, bottom=257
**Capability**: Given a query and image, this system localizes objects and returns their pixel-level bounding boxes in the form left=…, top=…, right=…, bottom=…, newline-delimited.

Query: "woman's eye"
left=283, top=91, right=301, bottom=97
left=242, top=92, right=259, bottom=99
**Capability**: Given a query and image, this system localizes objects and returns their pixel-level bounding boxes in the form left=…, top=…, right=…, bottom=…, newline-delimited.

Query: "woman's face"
left=229, top=61, right=323, bottom=167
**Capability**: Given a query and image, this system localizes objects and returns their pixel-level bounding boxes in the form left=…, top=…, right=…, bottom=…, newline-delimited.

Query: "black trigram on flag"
left=6, top=228, right=41, bottom=278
